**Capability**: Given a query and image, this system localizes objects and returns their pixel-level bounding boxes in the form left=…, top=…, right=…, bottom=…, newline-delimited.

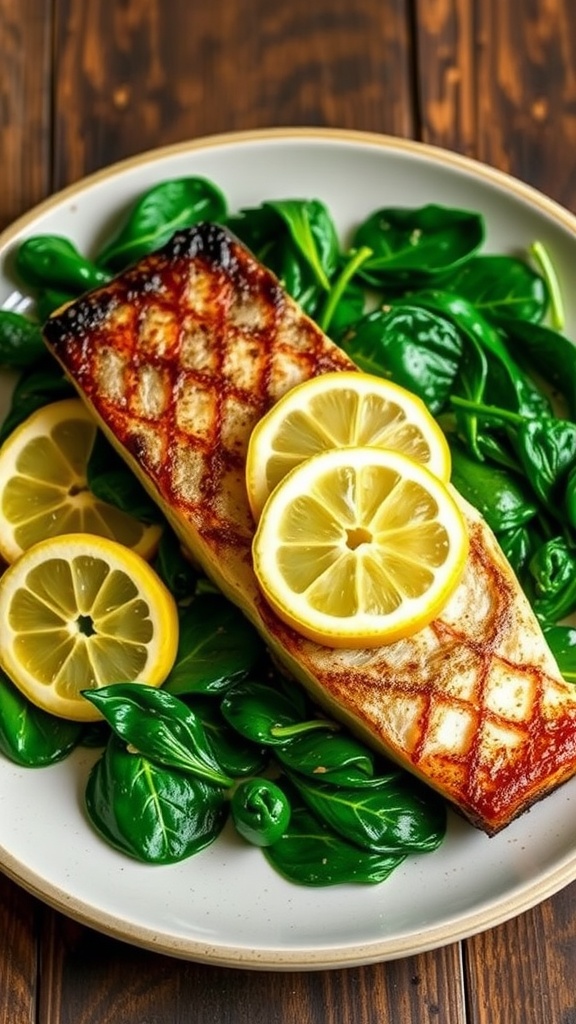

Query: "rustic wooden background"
left=2, top=1, right=576, bottom=1022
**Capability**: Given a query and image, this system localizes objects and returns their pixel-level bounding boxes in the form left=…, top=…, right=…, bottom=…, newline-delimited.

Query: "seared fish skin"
left=43, top=222, right=576, bottom=835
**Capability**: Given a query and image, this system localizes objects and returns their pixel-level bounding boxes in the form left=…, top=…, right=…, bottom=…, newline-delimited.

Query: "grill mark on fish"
left=43, top=222, right=576, bottom=835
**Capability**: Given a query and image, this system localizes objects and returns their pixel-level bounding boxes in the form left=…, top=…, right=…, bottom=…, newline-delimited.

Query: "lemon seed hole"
left=346, top=526, right=372, bottom=550
left=77, top=614, right=96, bottom=637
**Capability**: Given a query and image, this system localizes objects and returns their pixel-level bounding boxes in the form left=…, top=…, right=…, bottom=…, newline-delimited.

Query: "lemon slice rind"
left=252, top=446, right=468, bottom=649
left=0, top=398, right=162, bottom=563
left=246, top=371, right=451, bottom=521
left=0, top=532, right=179, bottom=721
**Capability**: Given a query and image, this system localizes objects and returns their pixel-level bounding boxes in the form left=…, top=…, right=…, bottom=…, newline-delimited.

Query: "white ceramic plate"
left=1, top=128, right=576, bottom=971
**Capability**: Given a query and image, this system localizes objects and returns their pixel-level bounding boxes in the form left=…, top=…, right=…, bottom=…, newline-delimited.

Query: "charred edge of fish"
left=44, top=290, right=120, bottom=342
left=169, top=222, right=235, bottom=266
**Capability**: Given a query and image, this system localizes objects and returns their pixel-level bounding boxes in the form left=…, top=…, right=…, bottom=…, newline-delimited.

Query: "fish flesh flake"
left=43, top=223, right=576, bottom=835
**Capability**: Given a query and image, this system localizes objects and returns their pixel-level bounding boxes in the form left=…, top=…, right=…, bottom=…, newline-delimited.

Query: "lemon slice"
left=252, top=446, right=468, bottom=648
left=246, top=371, right=451, bottom=520
left=0, top=398, right=162, bottom=563
left=0, top=533, right=179, bottom=720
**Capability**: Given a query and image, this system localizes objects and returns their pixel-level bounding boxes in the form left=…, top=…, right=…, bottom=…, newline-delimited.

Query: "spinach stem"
left=318, top=246, right=373, bottom=333
left=530, top=240, right=565, bottom=331
left=270, top=719, right=339, bottom=739
left=450, top=394, right=525, bottom=425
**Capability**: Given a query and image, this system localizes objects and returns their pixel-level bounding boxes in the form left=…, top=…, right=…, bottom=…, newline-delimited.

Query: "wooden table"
left=2, top=1, right=576, bottom=1020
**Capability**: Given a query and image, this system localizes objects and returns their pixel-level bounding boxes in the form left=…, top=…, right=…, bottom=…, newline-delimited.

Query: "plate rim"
left=1, top=834, right=576, bottom=969
left=2, top=125, right=576, bottom=248
left=1, top=125, right=576, bottom=970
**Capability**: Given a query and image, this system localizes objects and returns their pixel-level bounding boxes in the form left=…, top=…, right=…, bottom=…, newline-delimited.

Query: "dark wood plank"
left=464, top=882, right=576, bottom=1024
left=37, top=913, right=466, bottom=1024
left=0, top=2, right=52, bottom=1019
left=0, top=875, right=39, bottom=1024
left=475, top=0, right=576, bottom=211
left=0, top=0, right=53, bottom=228
left=52, top=0, right=416, bottom=186
left=12, top=2, right=576, bottom=1023
left=413, top=2, right=576, bottom=1020
left=412, top=0, right=477, bottom=157
left=414, top=0, right=576, bottom=210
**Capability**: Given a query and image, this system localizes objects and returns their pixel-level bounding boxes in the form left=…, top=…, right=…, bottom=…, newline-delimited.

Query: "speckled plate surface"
left=1, top=128, right=575, bottom=970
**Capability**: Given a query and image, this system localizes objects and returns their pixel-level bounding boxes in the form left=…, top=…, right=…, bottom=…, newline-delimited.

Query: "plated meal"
left=1, top=129, right=576, bottom=969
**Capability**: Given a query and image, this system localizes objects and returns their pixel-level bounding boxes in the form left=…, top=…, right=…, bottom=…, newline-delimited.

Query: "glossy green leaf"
left=529, top=537, right=576, bottom=621
left=0, top=311, right=47, bottom=368
left=191, top=696, right=267, bottom=777
left=226, top=204, right=277, bottom=251
left=412, top=289, right=551, bottom=417
left=446, top=255, right=548, bottom=324
left=83, top=683, right=233, bottom=786
left=265, top=800, right=406, bottom=886
left=542, top=625, right=576, bottom=683
left=15, top=236, right=111, bottom=292
left=316, top=246, right=371, bottom=334
left=164, top=596, right=264, bottom=695
left=273, top=240, right=323, bottom=315
left=448, top=438, right=538, bottom=533
left=275, top=730, right=375, bottom=785
left=273, top=671, right=312, bottom=720
left=253, top=232, right=324, bottom=314
left=231, top=777, right=291, bottom=847
left=529, top=241, right=564, bottom=329
left=263, top=199, right=340, bottom=289
left=87, top=431, right=163, bottom=523
left=289, top=773, right=446, bottom=853
left=97, top=177, right=228, bottom=270
left=220, top=680, right=330, bottom=746
left=475, top=432, right=522, bottom=472
left=352, top=204, right=484, bottom=282
left=565, top=465, right=576, bottom=531
left=496, top=523, right=538, bottom=578
left=233, top=219, right=318, bottom=309
left=35, top=288, right=74, bottom=321
left=514, top=417, right=576, bottom=513
left=229, top=198, right=341, bottom=302
left=448, top=396, right=572, bottom=530
left=86, top=734, right=227, bottom=864
left=0, top=358, right=75, bottom=442
left=0, top=670, right=83, bottom=767
left=450, top=332, right=489, bottom=458
left=341, top=305, right=462, bottom=414
left=152, top=528, right=199, bottom=601
left=503, top=318, right=576, bottom=420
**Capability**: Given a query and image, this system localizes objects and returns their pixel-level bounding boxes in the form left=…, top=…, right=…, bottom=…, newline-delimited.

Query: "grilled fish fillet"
left=43, top=222, right=576, bottom=835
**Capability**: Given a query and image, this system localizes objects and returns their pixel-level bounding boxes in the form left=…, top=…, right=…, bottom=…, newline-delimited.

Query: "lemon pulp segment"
left=0, top=398, right=162, bottom=562
left=246, top=371, right=451, bottom=520
left=0, top=533, right=179, bottom=720
left=252, top=446, right=468, bottom=648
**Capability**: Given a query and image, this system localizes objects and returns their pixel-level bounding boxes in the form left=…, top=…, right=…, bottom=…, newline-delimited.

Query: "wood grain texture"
left=413, top=0, right=477, bottom=157
left=414, top=4, right=576, bottom=1021
left=414, top=0, right=576, bottom=210
left=0, top=0, right=53, bottom=228
left=51, top=0, right=415, bottom=187
left=0, top=875, right=39, bottom=1024
left=476, top=0, right=576, bottom=211
left=464, top=881, right=576, bottom=1024
left=35, top=912, right=466, bottom=1024
left=2, top=1, right=576, bottom=1022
